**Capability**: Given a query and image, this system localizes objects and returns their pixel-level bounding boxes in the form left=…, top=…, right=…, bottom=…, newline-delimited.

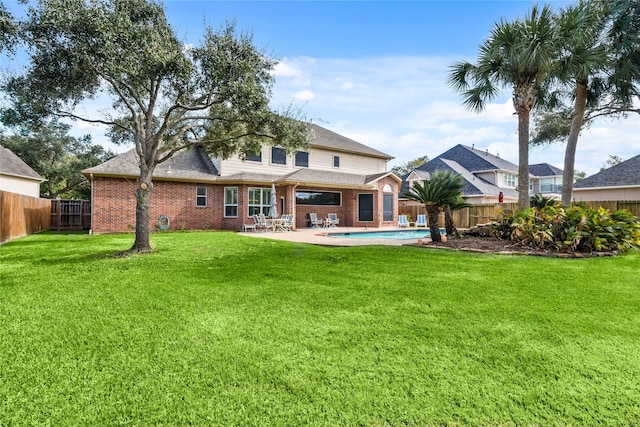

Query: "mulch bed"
left=413, top=235, right=619, bottom=258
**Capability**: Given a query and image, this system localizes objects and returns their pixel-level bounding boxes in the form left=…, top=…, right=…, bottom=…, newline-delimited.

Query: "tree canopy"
left=4, top=0, right=309, bottom=252
left=0, top=120, right=114, bottom=199
left=391, top=155, right=429, bottom=176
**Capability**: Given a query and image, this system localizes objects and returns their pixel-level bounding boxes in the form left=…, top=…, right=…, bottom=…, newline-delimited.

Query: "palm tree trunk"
left=426, top=206, right=441, bottom=242
left=561, top=78, right=588, bottom=206
left=444, top=205, right=458, bottom=236
left=517, top=103, right=531, bottom=211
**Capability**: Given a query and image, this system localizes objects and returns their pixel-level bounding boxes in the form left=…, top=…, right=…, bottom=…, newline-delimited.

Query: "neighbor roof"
left=419, top=144, right=518, bottom=174
left=0, top=144, right=44, bottom=181
left=529, top=163, right=563, bottom=177
left=574, top=154, right=640, bottom=188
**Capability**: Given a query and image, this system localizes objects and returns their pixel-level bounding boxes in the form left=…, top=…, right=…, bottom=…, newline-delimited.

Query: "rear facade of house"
left=83, top=124, right=401, bottom=233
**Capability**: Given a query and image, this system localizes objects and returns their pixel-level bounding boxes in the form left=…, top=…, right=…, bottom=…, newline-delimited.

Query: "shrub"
left=493, top=205, right=640, bottom=253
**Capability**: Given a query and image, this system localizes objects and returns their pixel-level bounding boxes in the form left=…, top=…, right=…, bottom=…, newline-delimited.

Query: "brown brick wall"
left=91, top=177, right=400, bottom=233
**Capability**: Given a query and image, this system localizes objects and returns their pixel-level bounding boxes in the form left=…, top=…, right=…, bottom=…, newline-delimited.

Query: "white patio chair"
left=398, top=214, right=409, bottom=228
left=327, top=213, right=339, bottom=227
left=309, top=213, right=324, bottom=228
left=415, top=214, right=427, bottom=228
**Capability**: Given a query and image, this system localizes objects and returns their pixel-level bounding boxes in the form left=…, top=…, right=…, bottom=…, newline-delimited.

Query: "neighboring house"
left=83, top=124, right=401, bottom=233
left=0, top=144, right=45, bottom=198
left=573, top=154, right=640, bottom=201
left=529, top=163, right=563, bottom=198
left=399, top=144, right=564, bottom=205
left=400, top=144, right=520, bottom=205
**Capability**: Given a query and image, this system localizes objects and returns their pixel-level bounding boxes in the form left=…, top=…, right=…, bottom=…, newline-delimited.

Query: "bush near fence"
left=400, top=201, right=640, bottom=230
left=0, top=190, right=51, bottom=244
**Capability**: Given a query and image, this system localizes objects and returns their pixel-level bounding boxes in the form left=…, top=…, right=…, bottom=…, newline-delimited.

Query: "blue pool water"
left=327, top=229, right=435, bottom=239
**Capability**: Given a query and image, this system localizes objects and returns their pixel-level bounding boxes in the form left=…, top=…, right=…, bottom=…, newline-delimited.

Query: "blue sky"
left=4, top=1, right=639, bottom=174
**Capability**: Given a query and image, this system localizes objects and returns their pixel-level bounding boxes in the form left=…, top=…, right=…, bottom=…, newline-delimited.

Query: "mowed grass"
left=1, top=231, right=639, bottom=426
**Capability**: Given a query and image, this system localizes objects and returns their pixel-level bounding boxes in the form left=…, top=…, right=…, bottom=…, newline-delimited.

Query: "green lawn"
left=1, top=231, right=639, bottom=426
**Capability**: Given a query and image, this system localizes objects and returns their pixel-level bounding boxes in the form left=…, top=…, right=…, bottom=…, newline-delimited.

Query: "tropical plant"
left=530, top=193, right=559, bottom=209
left=449, top=4, right=557, bottom=210
left=403, top=170, right=468, bottom=242
left=494, top=205, right=640, bottom=253
left=4, top=0, right=308, bottom=253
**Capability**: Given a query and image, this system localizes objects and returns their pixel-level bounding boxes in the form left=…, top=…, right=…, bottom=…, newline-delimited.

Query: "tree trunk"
left=426, top=205, right=441, bottom=242
left=131, top=170, right=154, bottom=253
left=444, top=205, right=457, bottom=237
left=516, top=102, right=531, bottom=211
left=561, top=79, right=588, bottom=206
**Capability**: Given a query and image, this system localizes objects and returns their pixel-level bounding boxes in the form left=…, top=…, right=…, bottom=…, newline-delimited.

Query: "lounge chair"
left=309, top=212, right=324, bottom=228
left=327, top=213, right=339, bottom=227
left=398, top=214, right=409, bottom=228
left=415, top=214, right=427, bottom=228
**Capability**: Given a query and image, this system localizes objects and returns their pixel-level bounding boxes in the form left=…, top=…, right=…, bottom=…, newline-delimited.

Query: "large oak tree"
left=4, top=0, right=309, bottom=252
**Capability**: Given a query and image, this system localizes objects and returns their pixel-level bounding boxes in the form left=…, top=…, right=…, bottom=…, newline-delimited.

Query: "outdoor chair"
left=256, top=213, right=273, bottom=231
left=398, top=214, right=409, bottom=228
left=327, top=213, right=339, bottom=227
left=309, top=212, right=324, bottom=228
left=415, top=214, right=427, bottom=228
left=282, top=214, right=294, bottom=231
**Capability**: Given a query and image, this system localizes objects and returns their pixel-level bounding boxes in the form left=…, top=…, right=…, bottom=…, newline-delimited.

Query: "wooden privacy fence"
left=51, top=199, right=91, bottom=231
left=400, top=201, right=640, bottom=229
left=0, top=190, right=51, bottom=244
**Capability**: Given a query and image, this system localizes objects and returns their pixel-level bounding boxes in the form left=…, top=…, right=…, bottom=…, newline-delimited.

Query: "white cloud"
left=271, top=55, right=640, bottom=175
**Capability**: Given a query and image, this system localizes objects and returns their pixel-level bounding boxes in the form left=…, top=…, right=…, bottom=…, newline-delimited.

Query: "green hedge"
left=494, top=205, right=640, bottom=253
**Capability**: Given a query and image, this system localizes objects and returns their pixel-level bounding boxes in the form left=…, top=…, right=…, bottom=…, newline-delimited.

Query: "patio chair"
left=398, top=214, right=409, bottom=228
left=309, top=212, right=324, bottom=228
left=282, top=214, right=294, bottom=231
left=327, top=213, right=339, bottom=227
left=415, top=214, right=427, bottom=228
left=256, top=213, right=273, bottom=232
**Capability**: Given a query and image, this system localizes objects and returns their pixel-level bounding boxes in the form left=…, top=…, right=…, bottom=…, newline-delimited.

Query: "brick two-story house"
left=83, top=124, right=401, bottom=233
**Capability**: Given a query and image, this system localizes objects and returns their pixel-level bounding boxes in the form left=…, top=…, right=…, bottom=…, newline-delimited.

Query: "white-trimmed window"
left=196, top=186, right=207, bottom=207
left=271, top=147, right=287, bottom=165
left=295, top=151, right=309, bottom=167
left=502, top=173, right=516, bottom=188
left=248, top=187, right=270, bottom=216
left=224, top=187, right=238, bottom=217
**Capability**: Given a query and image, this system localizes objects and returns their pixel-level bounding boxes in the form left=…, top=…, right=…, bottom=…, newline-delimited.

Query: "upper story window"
left=271, top=147, right=287, bottom=165
left=196, top=186, right=207, bottom=207
left=502, top=173, right=516, bottom=188
left=295, top=151, right=309, bottom=168
left=245, top=150, right=262, bottom=162
left=333, top=155, right=340, bottom=168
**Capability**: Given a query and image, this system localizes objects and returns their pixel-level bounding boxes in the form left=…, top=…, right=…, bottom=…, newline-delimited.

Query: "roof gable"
left=310, top=124, right=393, bottom=160
left=0, top=145, right=44, bottom=181
left=419, top=144, right=517, bottom=173
left=529, top=163, right=563, bottom=177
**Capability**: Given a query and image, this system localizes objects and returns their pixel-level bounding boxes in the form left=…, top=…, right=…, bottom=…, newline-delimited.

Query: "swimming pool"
left=327, top=229, right=436, bottom=239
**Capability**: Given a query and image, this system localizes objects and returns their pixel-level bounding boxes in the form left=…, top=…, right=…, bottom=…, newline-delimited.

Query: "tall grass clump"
left=494, top=205, right=640, bottom=253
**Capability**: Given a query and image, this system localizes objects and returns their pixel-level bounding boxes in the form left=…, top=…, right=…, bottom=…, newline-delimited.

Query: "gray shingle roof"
left=529, top=163, right=563, bottom=177
left=418, top=144, right=518, bottom=173
left=310, top=124, right=393, bottom=160
left=0, top=144, right=44, bottom=181
left=82, top=146, right=219, bottom=181
left=574, top=154, right=640, bottom=188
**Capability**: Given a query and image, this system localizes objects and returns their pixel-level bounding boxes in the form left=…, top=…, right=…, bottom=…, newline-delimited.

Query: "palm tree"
left=554, top=1, right=608, bottom=205
left=403, top=170, right=467, bottom=242
left=449, top=5, right=557, bottom=210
